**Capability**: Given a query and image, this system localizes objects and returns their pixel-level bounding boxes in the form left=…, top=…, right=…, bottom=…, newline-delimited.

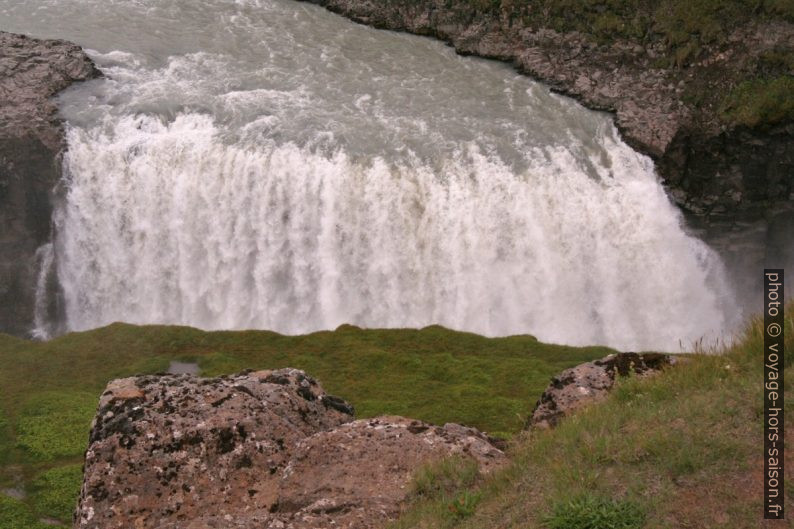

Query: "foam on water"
left=54, top=112, right=735, bottom=350
left=0, top=0, right=740, bottom=350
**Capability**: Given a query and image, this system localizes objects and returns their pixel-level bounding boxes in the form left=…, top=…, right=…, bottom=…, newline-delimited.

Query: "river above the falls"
left=1, top=0, right=741, bottom=350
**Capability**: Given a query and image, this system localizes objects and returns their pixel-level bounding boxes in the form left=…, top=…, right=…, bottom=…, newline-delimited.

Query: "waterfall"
left=31, top=242, right=56, bottom=340
left=1, top=0, right=740, bottom=351
left=54, top=113, right=735, bottom=351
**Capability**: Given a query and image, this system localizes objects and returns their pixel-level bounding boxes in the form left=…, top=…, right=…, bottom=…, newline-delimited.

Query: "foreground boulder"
left=527, top=352, right=673, bottom=429
left=0, top=32, right=99, bottom=337
left=76, top=369, right=504, bottom=529
left=277, top=416, right=504, bottom=528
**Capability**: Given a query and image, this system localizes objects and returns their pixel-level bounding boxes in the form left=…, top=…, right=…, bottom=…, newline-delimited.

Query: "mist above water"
left=1, top=0, right=740, bottom=350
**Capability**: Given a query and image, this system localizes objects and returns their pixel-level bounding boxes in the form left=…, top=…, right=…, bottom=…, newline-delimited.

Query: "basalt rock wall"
left=0, top=31, right=99, bottom=337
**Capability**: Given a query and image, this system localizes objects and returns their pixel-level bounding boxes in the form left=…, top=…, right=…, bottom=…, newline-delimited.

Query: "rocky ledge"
left=0, top=31, right=99, bottom=337
left=527, top=352, right=674, bottom=429
left=76, top=368, right=505, bottom=529
left=297, top=0, right=793, bottom=220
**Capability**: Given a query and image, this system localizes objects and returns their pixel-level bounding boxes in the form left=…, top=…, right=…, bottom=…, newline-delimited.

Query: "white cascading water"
left=1, top=0, right=739, bottom=350
left=31, top=242, right=55, bottom=340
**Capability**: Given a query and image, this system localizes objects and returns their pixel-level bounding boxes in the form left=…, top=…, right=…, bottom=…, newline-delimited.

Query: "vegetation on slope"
left=720, top=76, right=794, bottom=128
left=390, top=304, right=794, bottom=529
left=495, top=0, right=792, bottom=48
left=458, top=0, right=794, bottom=129
left=0, top=323, right=613, bottom=526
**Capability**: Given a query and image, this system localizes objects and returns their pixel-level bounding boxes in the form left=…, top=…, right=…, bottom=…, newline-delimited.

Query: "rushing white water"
left=2, top=0, right=739, bottom=350
left=31, top=242, right=56, bottom=340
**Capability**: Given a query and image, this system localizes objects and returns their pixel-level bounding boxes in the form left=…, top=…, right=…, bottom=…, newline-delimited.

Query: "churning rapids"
left=2, top=0, right=740, bottom=350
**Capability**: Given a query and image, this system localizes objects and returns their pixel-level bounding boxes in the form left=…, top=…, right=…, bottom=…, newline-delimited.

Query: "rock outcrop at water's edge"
left=0, top=31, right=99, bottom=337
left=75, top=368, right=505, bottom=529
left=296, top=0, right=794, bottom=222
left=527, top=352, right=674, bottom=429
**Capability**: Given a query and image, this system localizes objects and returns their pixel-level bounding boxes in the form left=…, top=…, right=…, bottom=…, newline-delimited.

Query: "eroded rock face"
left=76, top=369, right=504, bottom=529
left=77, top=369, right=352, bottom=528
left=0, top=31, right=99, bottom=337
left=277, top=417, right=504, bottom=529
left=527, top=352, right=673, bottom=429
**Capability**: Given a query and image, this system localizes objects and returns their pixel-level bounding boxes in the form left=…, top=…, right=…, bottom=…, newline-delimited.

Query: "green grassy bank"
left=0, top=323, right=613, bottom=526
left=391, top=304, right=793, bottom=529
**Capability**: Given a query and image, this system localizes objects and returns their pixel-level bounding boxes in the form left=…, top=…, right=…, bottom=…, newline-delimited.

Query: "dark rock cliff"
left=296, top=0, right=794, bottom=221
left=0, top=32, right=99, bottom=337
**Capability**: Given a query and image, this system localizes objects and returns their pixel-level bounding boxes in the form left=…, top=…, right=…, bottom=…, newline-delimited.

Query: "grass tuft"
left=447, top=490, right=482, bottom=519
left=411, top=456, right=481, bottom=499
left=720, top=76, right=794, bottom=128
left=15, top=392, right=97, bottom=462
left=31, top=464, right=83, bottom=522
left=0, top=409, right=10, bottom=467
left=391, top=456, right=484, bottom=528
left=543, top=493, right=646, bottom=529
left=0, top=496, right=50, bottom=529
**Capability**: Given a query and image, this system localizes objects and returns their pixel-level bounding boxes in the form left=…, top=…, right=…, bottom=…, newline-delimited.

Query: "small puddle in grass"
left=1, top=487, right=25, bottom=500
left=167, top=361, right=200, bottom=375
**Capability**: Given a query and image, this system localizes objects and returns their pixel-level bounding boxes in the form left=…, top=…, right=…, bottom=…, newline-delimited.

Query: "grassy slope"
left=392, top=304, right=794, bottom=529
left=0, top=323, right=613, bottom=525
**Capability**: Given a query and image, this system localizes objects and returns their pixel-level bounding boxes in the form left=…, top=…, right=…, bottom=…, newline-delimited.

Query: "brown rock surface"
left=0, top=31, right=99, bottom=337
left=277, top=416, right=504, bottom=529
left=76, top=369, right=504, bottom=529
left=527, top=352, right=673, bottom=429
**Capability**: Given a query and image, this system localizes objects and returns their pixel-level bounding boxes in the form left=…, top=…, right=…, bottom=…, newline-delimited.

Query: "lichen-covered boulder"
left=275, top=416, right=505, bottom=529
left=76, top=369, right=504, bottom=529
left=76, top=369, right=353, bottom=528
left=527, top=352, right=673, bottom=429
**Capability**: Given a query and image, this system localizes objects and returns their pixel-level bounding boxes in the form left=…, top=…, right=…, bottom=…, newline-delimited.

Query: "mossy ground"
left=0, top=323, right=613, bottom=525
left=0, top=496, right=51, bottom=529
left=390, top=304, right=794, bottom=529
left=468, top=0, right=792, bottom=50
left=720, top=76, right=794, bottom=128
